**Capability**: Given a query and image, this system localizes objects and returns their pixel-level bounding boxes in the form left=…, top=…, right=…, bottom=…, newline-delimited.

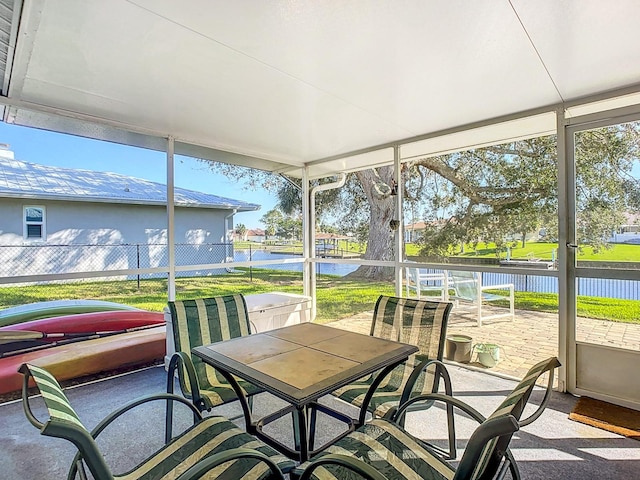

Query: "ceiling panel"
left=130, top=0, right=558, bottom=134
left=4, top=0, right=640, bottom=175
left=514, top=0, right=640, bottom=100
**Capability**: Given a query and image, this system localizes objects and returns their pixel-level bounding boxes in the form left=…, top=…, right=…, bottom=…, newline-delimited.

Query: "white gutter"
left=224, top=209, right=237, bottom=262
left=309, top=173, right=347, bottom=320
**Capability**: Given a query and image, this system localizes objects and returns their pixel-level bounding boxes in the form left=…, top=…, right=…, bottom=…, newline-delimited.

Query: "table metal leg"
left=293, top=406, right=309, bottom=462
left=292, top=409, right=301, bottom=452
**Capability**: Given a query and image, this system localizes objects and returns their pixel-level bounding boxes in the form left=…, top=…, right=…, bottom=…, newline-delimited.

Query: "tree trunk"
left=345, top=167, right=396, bottom=280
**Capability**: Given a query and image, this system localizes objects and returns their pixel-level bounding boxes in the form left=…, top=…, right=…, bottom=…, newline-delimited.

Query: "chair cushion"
left=332, top=355, right=436, bottom=418
left=197, top=377, right=263, bottom=410
left=296, top=419, right=454, bottom=480
left=169, top=295, right=264, bottom=409
left=118, top=416, right=295, bottom=480
left=332, top=297, right=450, bottom=419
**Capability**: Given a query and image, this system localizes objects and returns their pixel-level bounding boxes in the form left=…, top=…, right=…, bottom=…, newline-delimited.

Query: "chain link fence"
left=0, top=242, right=236, bottom=280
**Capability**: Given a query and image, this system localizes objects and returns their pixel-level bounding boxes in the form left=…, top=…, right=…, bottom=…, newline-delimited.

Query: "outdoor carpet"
left=569, top=396, right=640, bottom=440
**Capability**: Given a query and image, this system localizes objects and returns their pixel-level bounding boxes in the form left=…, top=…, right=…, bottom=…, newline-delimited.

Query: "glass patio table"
left=192, top=322, right=418, bottom=462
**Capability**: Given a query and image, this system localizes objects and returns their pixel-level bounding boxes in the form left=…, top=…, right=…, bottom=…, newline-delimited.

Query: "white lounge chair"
left=448, top=270, right=514, bottom=326
left=405, top=265, right=447, bottom=300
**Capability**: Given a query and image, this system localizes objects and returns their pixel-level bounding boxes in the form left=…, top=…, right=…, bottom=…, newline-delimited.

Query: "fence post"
left=136, top=244, right=140, bottom=290
left=249, top=244, right=253, bottom=282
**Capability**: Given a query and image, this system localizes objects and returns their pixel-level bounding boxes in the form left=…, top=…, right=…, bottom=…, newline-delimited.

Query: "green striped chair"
left=296, top=357, right=561, bottom=480
left=166, top=295, right=263, bottom=417
left=331, top=295, right=455, bottom=457
left=19, top=363, right=295, bottom=480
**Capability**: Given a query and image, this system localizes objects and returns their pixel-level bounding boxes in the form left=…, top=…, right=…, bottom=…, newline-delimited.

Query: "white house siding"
left=247, top=234, right=265, bottom=243
left=0, top=198, right=231, bottom=278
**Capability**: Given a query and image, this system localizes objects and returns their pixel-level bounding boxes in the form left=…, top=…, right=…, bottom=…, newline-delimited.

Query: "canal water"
left=234, top=249, right=359, bottom=276
left=235, top=250, right=640, bottom=300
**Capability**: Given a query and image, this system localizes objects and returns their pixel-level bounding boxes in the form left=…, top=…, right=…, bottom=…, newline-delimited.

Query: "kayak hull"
left=0, top=310, right=164, bottom=337
left=0, top=325, right=166, bottom=395
left=0, top=300, right=140, bottom=328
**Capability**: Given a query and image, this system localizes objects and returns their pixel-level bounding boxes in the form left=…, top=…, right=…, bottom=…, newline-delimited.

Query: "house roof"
left=406, top=222, right=428, bottom=230
left=0, top=155, right=259, bottom=211
left=316, top=232, right=351, bottom=240
left=1, top=2, right=640, bottom=178
left=405, top=220, right=449, bottom=230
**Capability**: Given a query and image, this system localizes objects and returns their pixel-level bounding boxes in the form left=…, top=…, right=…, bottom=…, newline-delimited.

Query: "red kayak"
left=0, top=310, right=165, bottom=357
left=0, top=310, right=164, bottom=337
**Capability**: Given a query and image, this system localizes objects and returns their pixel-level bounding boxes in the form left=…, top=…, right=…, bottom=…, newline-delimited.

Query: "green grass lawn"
left=499, top=291, right=640, bottom=324
left=0, top=268, right=637, bottom=324
left=452, top=241, right=640, bottom=262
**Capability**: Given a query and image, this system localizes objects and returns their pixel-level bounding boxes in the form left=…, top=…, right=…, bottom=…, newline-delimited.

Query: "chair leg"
left=165, top=368, right=176, bottom=443
left=445, top=400, right=456, bottom=460
left=165, top=397, right=174, bottom=443
left=77, top=461, right=89, bottom=480
left=396, top=411, right=406, bottom=429
left=228, top=394, right=254, bottom=421
left=506, top=449, right=521, bottom=480
left=495, top=449, right=520, bottom=480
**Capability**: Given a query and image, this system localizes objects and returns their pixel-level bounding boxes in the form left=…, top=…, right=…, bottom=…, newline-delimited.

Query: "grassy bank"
left=235, top=240, right=640, bottom=262
left=407, top=241, right=640, bottom=262
left=0, top=268, right=637, bottom=324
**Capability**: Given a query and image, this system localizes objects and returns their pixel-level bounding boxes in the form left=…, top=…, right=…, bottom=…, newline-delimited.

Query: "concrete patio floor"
left=328, top=305, right=640, bottom=381
left=2, top=363, right=638, bottom=479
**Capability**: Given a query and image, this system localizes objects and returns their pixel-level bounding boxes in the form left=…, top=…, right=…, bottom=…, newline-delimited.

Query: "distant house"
left=0, top=147, right=259, bottom=278
left=610, top=213, right=640, bottom=244
left=232, top=228, right=265, bottom=243
left=405, top=221, right=428, bottom=243
left=246, top=228, right=266, bottom=243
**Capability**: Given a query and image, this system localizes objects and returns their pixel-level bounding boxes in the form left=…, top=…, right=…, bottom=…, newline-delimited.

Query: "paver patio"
left=328, top=305, right=640, bottom=381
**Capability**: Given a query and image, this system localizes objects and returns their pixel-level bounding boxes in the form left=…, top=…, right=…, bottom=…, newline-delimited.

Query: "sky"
left=0, top=122, right=278, bottom=229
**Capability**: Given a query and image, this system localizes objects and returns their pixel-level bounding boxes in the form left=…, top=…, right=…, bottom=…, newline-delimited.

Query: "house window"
left=24, top=206, right=46, bottom=241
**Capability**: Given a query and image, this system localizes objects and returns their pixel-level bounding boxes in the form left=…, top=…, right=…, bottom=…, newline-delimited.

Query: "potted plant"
left=473, top=343, right=502, bottom=368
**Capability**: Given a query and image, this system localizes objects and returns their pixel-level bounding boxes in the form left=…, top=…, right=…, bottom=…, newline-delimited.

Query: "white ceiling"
left=4, top=0, right=640, bottom=177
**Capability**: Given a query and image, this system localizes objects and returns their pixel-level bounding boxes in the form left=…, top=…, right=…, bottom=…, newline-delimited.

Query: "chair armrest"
left=167, top=351, right=206, bottom=410
left=480, top=283, right=513, bottom=292
left=299, top=454, right=389, bottom=480
left=395, top=360, right=458, bottom=460
left=68, top=393, right=203, bottom=480
left=395, top=392, right=487, bottom=425
left=90, top=393, right=203, bottom=438
left=451, top=278, right=475, bottom=286
left=455, top=415, right=519, bottom=478
left=20, top=368, right=45, bottom=429
left=519, top=363, right=557, bottom=427
left=176, top=448, right=286, bottom=480
left=357, top=362, right=402, bottom=425
left=398, top=359, right=453, bottom=408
